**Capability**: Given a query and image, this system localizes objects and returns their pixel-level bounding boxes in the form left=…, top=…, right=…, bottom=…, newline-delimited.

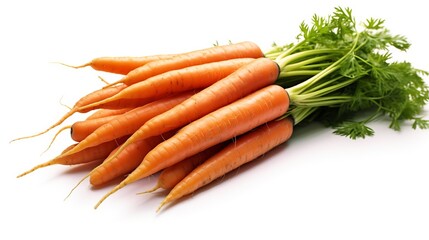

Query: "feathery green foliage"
left=272, top=7, right=428, bottom=139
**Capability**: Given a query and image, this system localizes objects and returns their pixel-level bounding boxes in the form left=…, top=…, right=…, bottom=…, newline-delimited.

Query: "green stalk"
left=276, top=49, right=343, bottom=70
left=273, top=41, right=306, bottom=62
left=292, top=77, right=360, bottom=102
left=283, top=55, right=337, bottom=72
left=298, top=62, right=332, bottom=70
left=279, top=70, right=321, bottom=78
left=286, top=33, right=361, bottom=96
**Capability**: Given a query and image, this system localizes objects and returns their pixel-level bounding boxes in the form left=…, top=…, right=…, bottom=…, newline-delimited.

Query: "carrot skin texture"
left=94, top=85, right=289, bottom=208
left=124, top=58, right=280, bottom=145
left=159, top=118, right=294, bottom=210
left=109, top=41, right=264, bottom=86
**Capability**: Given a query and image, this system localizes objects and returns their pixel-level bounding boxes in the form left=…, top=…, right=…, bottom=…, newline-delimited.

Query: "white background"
left=1, top=0, right=428, bottom=239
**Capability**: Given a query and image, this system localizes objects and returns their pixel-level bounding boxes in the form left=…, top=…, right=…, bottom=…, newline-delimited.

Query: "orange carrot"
left=17, top=137, right=128, bottom=178
left=94, top=84, right=289, bottom=208
left=85, top=107, right=133, bottom=120
left=64, top=54, right=174, bottom=75
left=81, top=58, right=255, bottom=110
left=111, top=58, right=279, bottom=160
left=70, top=115, right=119, bottom=142
left=142, top=142, right=227, bottom=193
left=104, top=41, right=264, bottom=87
left=60, top=91, right=195, bottom=157
left=157, top=117, right=294, bottom=211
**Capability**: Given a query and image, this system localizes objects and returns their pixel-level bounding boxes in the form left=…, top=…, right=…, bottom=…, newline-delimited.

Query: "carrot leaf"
left=333, top=121, right=375, bottom=140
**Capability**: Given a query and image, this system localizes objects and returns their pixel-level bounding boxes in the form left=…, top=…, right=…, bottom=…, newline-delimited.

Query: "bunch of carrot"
left=14, top=7, right=428, bottom=212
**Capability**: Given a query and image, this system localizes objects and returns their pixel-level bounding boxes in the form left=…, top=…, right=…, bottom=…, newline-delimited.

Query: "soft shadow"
left=289, top=121, right=328, bottom=142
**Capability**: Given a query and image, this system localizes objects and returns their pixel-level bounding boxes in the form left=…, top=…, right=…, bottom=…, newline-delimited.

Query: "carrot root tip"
left=98, top=76, right=110, bottom=85
left=51, top=61, right=91, bottom=69
left=94, top=182, right=127, bottom=209
left=16, top=162, right=50, bottom=178
left=40, top=125, right=72, bottom=156
left=64, top=173, right=91, bottom=201
left=156, top=199, right=169, bottom=213
left=136, top=184, right=160, bottom=195
left=10, top=107, right=78, bottom=143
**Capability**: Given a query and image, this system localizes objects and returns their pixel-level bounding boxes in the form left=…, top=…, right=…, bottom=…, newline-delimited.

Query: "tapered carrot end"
left=9, top=129, right=50, bottom=143
left=98, top=76, right=110, bottom=85
left=9, top=107, right=77, bottom=143
left=58, top=96, right=72, bottom=110
left=16, top=161, right=55, bottom=178
left=136, top=184, right=160, bottom=195
left=76, top=95, right=116, bottom=113
left=94, top=182, right=128, bottom=209
left=51, top=61, right=91, bottom=69
left=16, top=167, right=37, bottom=178
left=156, top=198, right=170, bottom=213
left=55, top=143, right=82, bottom=160
left=101, top=78, right=124, bottom=89
left=64, top=173, right=91, bottom=201
left=40, top=125, right=71, bottom=156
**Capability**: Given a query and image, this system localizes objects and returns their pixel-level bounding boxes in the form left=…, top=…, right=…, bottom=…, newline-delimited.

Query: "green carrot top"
left=265, top=7, right=429, bottom=139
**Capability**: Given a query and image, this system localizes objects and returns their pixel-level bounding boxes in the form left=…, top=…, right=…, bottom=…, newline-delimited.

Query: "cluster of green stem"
left=263, top=7, right=429, bottom=138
